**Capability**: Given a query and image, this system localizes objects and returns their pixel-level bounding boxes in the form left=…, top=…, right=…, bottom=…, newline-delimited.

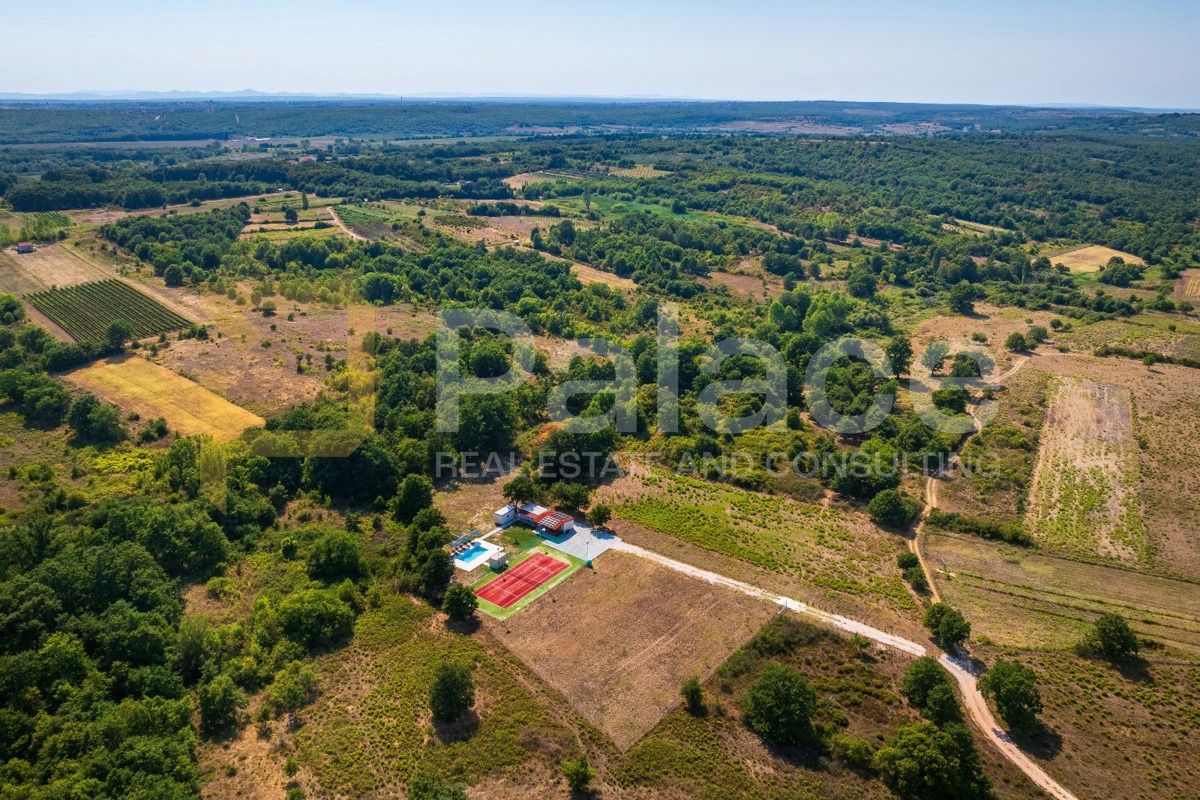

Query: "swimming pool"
left=453, top=540, right=502, bottom=572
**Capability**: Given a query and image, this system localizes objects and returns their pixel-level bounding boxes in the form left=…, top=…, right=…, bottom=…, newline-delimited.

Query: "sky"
left=4, top=0, right=1199, bottom=108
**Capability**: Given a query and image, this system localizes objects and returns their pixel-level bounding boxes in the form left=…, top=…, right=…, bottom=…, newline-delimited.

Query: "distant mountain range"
left=0, top=91, right=1195, bottom=112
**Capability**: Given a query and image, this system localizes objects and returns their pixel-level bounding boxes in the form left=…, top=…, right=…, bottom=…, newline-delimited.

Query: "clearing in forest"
left=64, top=356, right=264, bottom=441
left=1025, top=377, right=1144, bottom=563
left=1051, top=245, right=1144, bottom=274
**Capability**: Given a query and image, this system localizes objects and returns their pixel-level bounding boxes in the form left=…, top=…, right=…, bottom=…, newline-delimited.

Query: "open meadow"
left=63, top=355, right=264, bottom=440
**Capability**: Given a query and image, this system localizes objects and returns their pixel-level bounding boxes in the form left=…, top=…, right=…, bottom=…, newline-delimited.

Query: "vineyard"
left=26, top=279, right=191, bottom=342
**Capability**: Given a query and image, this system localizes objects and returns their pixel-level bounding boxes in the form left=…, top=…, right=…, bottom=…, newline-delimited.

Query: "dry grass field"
left=489, top=551, right=775, bottom=750
left=927, top=530, right=1200, bottom=654
left=63, top=356, right=264, bottom=441
left=1049, top=245, right=1144, bottom=274
left=0, top=242, right=111, bottom=292
left=1024, top=377, right=1145, bottom=564
left=1177, top=268, right=1200, bottom=299
left=605, top=163, right=672, bottom=178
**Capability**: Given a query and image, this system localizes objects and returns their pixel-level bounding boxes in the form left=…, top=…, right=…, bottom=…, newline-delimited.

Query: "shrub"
left=830, top=734, right=874, bottom=771
left=680, top=677, right=704, bottom=714
left=409, top=772, right=468, bottom=800
left=561, top=754, right=596, bottom=791
left=874, top=722, right=989, bottom=800
left=276, top=589, right=354, bottom=649
left=199, top=674, right=245, bottom=734
left=897, top=552, right=921, bottom=570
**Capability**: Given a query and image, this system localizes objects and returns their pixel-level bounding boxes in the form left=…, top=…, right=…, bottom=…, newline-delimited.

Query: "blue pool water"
left=458, top=542, right=488, bottom=561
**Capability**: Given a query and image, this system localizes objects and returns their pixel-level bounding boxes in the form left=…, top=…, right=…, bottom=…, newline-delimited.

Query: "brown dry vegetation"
left=63, top=355, right=265, bottom=441
left=489, top=551, right=776, bottom=750
left=984, top=647, right=1200, bottom=800
left=1024, top=377, right=1144, bottom=564
left=1047, top=245, right=1144, bottom=274
left=927, top=530, right=1200, bottom=654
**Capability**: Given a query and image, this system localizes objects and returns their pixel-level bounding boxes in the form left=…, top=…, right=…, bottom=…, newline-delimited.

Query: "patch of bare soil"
left=488, top=551, right=775, bottom=750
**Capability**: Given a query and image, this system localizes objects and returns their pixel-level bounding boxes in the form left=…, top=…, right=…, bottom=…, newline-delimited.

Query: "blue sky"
left=4, top=0, right=1199, bottom=107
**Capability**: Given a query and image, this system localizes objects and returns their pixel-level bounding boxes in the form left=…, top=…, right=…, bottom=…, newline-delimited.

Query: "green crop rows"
left=26, top=279, right=190, bottom=343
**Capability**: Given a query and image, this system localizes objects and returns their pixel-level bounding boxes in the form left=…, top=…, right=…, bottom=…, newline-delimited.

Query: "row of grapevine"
left=26, top=279, right=191, bottom=343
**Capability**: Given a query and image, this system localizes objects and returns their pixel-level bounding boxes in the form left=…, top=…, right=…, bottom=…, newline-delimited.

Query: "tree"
left=979, top=659, right=1041, bottom=733
left=67, top=394, right=125, bottom=444
left=680, top=677, right=704, bottom=713
left=886, top=335, right=913, bottom=377
left=847, top=267, right=877, bottom=299
left=562, top=753, right=595, bottom=791
left=393, top=474, right=434, bottom=523
left=442, top=583, right=478, bottom=622
left=586, top=502, right=612, bottom=528
left=503, top=472, right=536, bottom=505
left=923, top=603, right=970, bottom=649
left=897, top=552, right=920, bottom=570
left=740, top=662, right=817, bottom=746
left=199, top=674, right=245, bottom=734
left=0, top=293, right=26, bottom=325
left=874, top=722, right=989, bottom=800
left=947, top=281, right=975, bottom=315
left=923, top=683, right=961, bottom=725
left=900, top=657, right=953, bottom=708
left=284, top=206, right=299, bottom=224
left=1005, top=331, right=1027, bottom=352
left=921, top=341, right=950, bottom=374
left=429, top=661, right=474, bottom=722
left=1081, top=613, right=1140, bottom=661
left=867, top=489, right=919, bottom=528
left=307, top=529, right=365, bottom=583
left=164, top=264, right=185, bottom=287
left=105, top=319, right=134, bottom=352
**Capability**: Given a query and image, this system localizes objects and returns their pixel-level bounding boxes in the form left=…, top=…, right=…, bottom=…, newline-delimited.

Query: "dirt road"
left=328, top=206, right=365, bottom=240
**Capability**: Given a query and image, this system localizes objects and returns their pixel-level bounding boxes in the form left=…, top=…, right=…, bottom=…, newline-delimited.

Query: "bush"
left=740, top=662, right=817, bottom=746
left=561, top=753, right=595, bottom=791
left=897, top=552, right=921, bottom=570
left=680, top=677, right=704, bottom=714
left=1005, top=331, right=1027, bottom=352
left=904, top=565, right=928, bottom=591
left=277, top=589, right=354, bottom=649
left=409, top=772, right=468, bottom=800
left=441, top=583, right=478, bottom=622
left=830, top=734, right=874, bottom=771
left=429, top=661, right=474, bottom=722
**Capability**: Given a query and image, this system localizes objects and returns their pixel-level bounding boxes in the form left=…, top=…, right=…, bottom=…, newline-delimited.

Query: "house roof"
left=541, top=512, right=572, bottom=532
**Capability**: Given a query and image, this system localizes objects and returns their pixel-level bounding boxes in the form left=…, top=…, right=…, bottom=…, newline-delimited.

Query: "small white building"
left=487, top=551, right=508, bottom=571
left=493, top=504, right=517, bottom=528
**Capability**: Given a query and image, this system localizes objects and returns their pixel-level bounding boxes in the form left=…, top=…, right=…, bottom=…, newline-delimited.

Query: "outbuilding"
left=493, top=504, right=517, bottom=528
left=16, top=243, right=35, bottom=254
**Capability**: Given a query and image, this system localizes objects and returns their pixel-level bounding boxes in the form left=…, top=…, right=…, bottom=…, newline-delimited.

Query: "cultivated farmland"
left=26, top=279, right=191, bottom=342
left=1024, top=377, right=1144, bottom=564
left=63, top=356, right=264, bottom=440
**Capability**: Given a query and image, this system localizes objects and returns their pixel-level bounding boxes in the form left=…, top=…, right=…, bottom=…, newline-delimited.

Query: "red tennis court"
left=475, top=553, right=570, bottom=609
